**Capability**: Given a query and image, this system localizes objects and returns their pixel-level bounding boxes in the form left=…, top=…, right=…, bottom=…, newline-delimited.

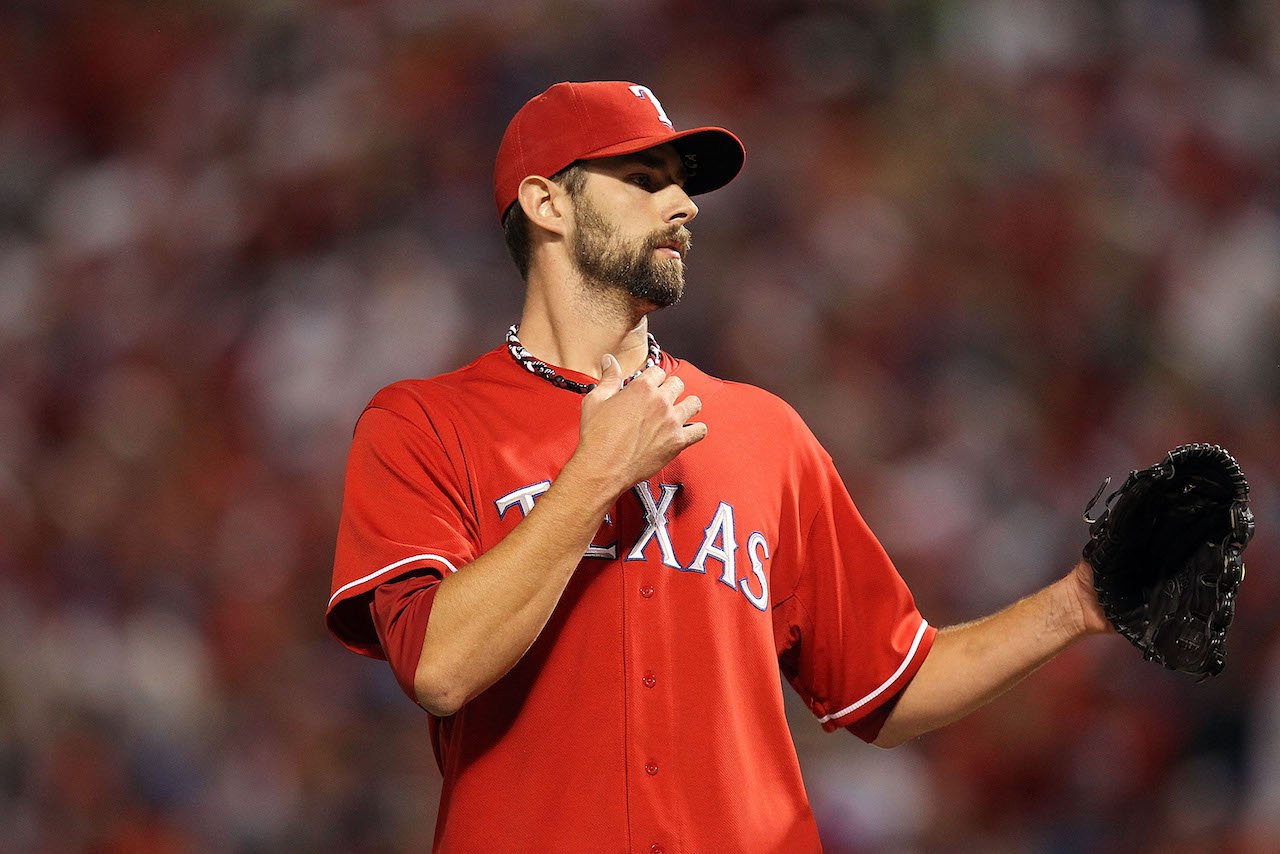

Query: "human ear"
left=517, top=176, right=569, bottom=237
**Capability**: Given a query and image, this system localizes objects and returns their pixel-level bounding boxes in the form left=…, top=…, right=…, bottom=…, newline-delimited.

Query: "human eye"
left=628, top=172, right=656, bottom=190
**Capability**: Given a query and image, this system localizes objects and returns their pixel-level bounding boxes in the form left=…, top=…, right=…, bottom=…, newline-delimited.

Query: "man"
left=327, top=81, right=1110, bottom=852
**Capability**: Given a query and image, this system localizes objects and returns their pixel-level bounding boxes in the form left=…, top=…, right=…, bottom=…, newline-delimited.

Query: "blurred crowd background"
left=2, top=0, right=1279, bottom=850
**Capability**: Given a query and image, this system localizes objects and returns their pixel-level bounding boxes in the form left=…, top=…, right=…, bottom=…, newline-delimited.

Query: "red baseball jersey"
left=327, top=345, right=936, bottom=853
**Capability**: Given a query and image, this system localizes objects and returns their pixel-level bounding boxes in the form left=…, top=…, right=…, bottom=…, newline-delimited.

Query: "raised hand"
left=575, top=354, right=706, bottom=495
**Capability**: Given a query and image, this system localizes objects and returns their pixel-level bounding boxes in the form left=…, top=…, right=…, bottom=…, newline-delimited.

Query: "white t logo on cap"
left=629, top=85, right=673, bottom=129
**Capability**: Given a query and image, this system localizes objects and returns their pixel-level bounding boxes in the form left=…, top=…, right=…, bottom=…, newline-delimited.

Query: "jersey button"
left=642, top=671, right=656, bottom=688
left=645, top=762, right=659, bottom=776
left=639, top=584, right=654, bottom=598
left=650, top=845, right=664, bottom=854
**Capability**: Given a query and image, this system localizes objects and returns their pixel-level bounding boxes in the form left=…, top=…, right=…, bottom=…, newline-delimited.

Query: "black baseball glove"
left=1082, top=443, right=1254, bottom=679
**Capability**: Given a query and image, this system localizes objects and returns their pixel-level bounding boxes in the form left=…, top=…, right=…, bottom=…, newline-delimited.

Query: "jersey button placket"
left=632, top=563, right=670, bottom=845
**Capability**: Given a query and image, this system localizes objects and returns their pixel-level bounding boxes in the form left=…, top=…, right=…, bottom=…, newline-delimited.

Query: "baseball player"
left=327, top=81, right=1111, bottom=852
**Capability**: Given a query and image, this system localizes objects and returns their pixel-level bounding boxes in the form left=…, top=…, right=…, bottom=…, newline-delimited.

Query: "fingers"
left=675, top=393, right=702, bottom=424
left=591, top=361, right=704, bottom=445
left=600, top=354, right=623, bottom=387
left=600, top=363, right=668, bottom=400
left=633, top=366, right=688, bottom=406
left=636, top=364, right=667, bottom=388
left=660, top=374, right=685, bottom=404
left=646, top=374, right=703, bottom=444
left=577, top=360, right=707, bottom=483
left=589, top=354, right=624, bottom=402
left=681, top=420, right=708, bottom=446
left=674, top=393, right=706, bottom=448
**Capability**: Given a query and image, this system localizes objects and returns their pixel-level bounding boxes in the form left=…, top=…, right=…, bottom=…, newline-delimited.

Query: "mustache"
left=646, top=226, right=692, bottom=257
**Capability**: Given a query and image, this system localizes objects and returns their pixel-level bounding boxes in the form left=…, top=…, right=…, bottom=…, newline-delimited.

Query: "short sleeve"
left=326, top=390, right=479, bottom=658
left=773, top=433, right=936, bottom=742
left=370, top=571, right=443, bottom=702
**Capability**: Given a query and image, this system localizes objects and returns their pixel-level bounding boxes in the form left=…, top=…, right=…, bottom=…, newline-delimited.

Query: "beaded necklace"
left=505, top=324, right=661, bottom=394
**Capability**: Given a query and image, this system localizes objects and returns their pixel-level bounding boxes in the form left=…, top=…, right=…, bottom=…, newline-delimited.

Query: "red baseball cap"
left=494, top=81, right=745, bottom=221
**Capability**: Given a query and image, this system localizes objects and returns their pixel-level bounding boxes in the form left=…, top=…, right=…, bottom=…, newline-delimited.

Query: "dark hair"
left=502, top=163, right=587, bottom=279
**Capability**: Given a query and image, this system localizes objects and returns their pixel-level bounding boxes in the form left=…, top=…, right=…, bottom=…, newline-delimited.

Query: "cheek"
left=607, top=187, right=664, bottom=228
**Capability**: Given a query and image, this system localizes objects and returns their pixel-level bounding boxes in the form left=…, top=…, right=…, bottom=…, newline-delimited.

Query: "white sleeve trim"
left=817, top=619, right=930, bottom=724
left=328, top=553, right=459, bottom=607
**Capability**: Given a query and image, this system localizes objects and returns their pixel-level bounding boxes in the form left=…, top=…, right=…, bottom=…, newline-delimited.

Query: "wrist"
left=556, top=454, right=629, bottom=515
left=1058, top=564, right=1111, bottom=638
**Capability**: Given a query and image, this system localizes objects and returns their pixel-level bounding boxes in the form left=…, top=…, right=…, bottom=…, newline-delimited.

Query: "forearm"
left=414, top=457, right=618, bottom=715
left=412, top=359, right=705, bottom=716
left=874, top=566, right=1107, bottom=747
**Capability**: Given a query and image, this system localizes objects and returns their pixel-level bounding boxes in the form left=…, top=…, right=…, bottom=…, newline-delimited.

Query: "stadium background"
left=2, top=0, right=1279, bottom=849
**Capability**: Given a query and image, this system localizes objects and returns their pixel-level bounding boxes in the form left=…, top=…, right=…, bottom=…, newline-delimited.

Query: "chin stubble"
left=571, top=199, right=691, bottom=309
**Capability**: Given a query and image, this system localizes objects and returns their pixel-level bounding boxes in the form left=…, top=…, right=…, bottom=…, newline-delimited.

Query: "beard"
left=570, top=195, right=692, bottom=309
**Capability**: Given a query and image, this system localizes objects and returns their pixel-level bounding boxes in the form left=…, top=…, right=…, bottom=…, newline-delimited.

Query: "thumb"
left=591, top=354, right=623, bottom=400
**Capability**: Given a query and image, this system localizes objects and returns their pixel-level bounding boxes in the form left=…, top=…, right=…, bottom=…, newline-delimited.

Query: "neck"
left=517, top=265, right=656, bottom=379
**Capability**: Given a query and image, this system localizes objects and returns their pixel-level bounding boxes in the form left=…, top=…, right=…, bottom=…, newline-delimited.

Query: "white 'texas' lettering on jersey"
left=495, top=481, right=551, bottom=519
left=688, top=501, right=738, bottom=590
left=495, top=480, right=616, bottom=558
left=495, top=479, right=771, bottom=611
left=628, top=482, right=682, bottom=568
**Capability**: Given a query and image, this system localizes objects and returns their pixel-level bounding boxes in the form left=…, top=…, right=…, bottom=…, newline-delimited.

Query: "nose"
left=666, top=185, right=698, bottom=224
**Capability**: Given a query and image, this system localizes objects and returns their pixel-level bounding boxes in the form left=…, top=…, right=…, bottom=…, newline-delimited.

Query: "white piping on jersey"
left=817, top=619, right=930, bottom=724
left=328, top=553, right=460, bottom=607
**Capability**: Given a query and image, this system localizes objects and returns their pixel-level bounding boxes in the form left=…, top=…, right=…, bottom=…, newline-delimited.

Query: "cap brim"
left=576, top=127, right=745, bottom=197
